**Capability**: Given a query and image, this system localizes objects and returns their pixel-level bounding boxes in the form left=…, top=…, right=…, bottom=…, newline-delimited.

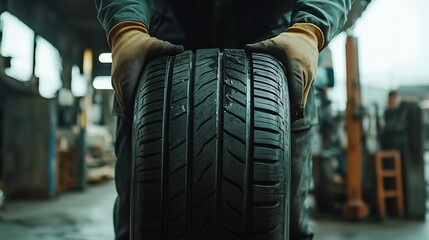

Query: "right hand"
left=246, top=23, right=324, bottom=122
left=109, top=21, right=184, bottom=114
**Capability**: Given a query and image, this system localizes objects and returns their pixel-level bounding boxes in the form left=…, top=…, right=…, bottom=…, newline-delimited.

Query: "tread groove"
left=169, top=189, right=185, bottom=201
left=225, top=200, right=245, bottom=218
left=197, top=77, right=218, bottom=91
left=161, top=56, right=174, bottom=237
left=253, top=181, right=281, bottom=187
left=225, top=84, right=247, bottom=96
left=226, top=149, right=245, bottom=164
left=137, top=166, right=162, bottom=173
left=196, top=215, right=212, bottom=234
left=186, top=51, right=195, bottom=240
left=170, top=163, right=186, bottom=176
left=137, top=151, right=161, bottom=159
left=254, top=142, right=283, bottom=150
left=195, top=135, right=216, bottom=158
left=196, top=159, right=213, bottom=185
left=253, top=201, right=280, bottom=208
left=170, top=139, right=186, bottom=151
left=224, top=75, right=247, bottom=88
left=194, top=91, right=215, bottom=109
left=139, top=98, right=164, bottom=111
left=254, top=106, right=282, bottom=117
left=139, top=107, right=163, bottom=118
left=226, top=95, right=247, bottom=108
left=253, top=86, right=279, bottom=98
left=194, top=191, right=216, bottom=211
left=138, top=137, right=162, bottom=145
left=224, top=130, right=245, bottom=145
left=245, top=52, right=254, bottom=239
left=215, top=51, right=224, bottom=239
left=171, top=111, right=187, bottom=121
left=225, top=108, right=246, bottom=123
left=254, top=126, right=283, bottom=135
left=172, top=95, right=188, bottom=103
left=254, top=93, right=282, bottom=106
left=253, top=158, right=279, bottom=164
left=196, top=113, right=216, bottom=132
left=223, top=175, right=244, bottom=194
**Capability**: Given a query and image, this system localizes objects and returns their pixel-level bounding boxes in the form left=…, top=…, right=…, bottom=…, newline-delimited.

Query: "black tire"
left=131, top=49, right=290, bottom=240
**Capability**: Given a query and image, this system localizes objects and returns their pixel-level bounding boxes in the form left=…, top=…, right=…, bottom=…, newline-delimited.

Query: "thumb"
left=151, top=40, right=184, bottom=57
left=246, top=39, right=289, bottom=66
left=162, top=41, right=185, bottom=54
left=245, top=39, right=273, bottom=52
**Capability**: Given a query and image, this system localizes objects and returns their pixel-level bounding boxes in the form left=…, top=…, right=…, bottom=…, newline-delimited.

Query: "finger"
left=284, top=60, right=305, bottom=121
left=111, top=56, right=146, bottom=113
left=121, top=42, right=183, bottom=109
left=119, top=40, right=184, bottom=111
left=111, top=70, right=128, bottom=113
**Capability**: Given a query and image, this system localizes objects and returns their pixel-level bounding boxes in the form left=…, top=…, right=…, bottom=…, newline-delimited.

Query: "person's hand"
left=109, top=21, right=184, bottom=114
left=246, top=23, right=324, bottom=121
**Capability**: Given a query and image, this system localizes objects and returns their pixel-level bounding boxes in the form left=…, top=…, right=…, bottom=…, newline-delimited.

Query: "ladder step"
left=383, top=191, right=399, bottom=198
left=381, top=171, right=398, bottom=177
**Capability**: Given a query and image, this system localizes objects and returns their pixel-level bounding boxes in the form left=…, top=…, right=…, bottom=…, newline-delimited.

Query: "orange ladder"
left=374, top=150, right=404, bottom=218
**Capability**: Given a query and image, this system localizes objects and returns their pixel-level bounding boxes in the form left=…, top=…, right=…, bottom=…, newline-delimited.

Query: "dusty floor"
left=0, top=180, right=428, bottom=240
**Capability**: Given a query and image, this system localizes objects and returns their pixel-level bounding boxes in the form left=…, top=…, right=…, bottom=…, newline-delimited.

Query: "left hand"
left=109, top=21, right=184, bottom=115
left=246, top=23, right=324, bottom=121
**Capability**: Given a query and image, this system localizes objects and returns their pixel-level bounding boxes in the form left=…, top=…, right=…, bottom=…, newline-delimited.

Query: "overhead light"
left=98, top=52, right=112, bottom=63
left=93, top=76, right=113, bottom=90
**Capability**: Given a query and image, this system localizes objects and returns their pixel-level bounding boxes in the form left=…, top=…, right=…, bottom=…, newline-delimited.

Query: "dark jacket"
left=96, top=0, right=352, bottom=129
left=96, top=0, right=352, bottom=49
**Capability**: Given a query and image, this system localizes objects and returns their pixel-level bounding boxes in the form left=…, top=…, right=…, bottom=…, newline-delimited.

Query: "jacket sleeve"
left=291, top=0, right=353, bottom=48
left=95, top=0, right=151, bottom=34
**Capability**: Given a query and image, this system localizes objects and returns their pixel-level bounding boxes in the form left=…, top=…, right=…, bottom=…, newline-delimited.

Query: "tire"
left=131, top=49, right=290, bottom=240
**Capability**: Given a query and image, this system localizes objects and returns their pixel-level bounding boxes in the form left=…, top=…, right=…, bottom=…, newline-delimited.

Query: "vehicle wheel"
left=131, top=49, right=290, bottom=240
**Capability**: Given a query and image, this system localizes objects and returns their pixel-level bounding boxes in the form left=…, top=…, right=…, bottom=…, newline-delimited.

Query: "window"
left=71, top=65, right=87, bottom=97
left=0, top=12, right=34, bottom=81
left=35, top=36, right=63, bottom=98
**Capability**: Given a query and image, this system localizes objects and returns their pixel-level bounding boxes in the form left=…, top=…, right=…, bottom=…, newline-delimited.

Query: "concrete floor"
left=0, top=182, right=116, bottom=240
left=0, top=180, right=428, bottom=240
left=313, top=217, right=429, bottom=240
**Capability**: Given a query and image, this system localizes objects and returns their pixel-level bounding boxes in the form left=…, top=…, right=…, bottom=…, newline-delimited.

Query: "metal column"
left=343, top=35, right=369, bottom=220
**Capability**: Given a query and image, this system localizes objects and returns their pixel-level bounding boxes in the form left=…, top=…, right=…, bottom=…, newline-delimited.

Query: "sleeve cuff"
left=108, top=21, right=148, bottom=48
left=286, top=23, right=325, bottom=51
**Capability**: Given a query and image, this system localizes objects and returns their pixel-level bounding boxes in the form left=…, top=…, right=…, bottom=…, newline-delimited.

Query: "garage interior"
left=0, top=0, right=428, bottom=239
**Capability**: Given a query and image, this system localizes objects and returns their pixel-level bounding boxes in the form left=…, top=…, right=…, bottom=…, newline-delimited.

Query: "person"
left=95, top=1, right=352, bottom=239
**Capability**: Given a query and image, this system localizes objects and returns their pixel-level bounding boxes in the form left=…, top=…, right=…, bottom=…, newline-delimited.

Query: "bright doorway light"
left=98, top=53, right=112, bottom=63
left=0, top=12, right=35, bottom=81
left=71, top=65, right=87, bottom=97
left=35, top=36, right=63, bottom=98
left=93, top=76, right=113, bottom=90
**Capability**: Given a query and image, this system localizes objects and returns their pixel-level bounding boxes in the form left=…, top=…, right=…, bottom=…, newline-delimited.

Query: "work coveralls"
left=96, top=1, right=351, bottom=239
